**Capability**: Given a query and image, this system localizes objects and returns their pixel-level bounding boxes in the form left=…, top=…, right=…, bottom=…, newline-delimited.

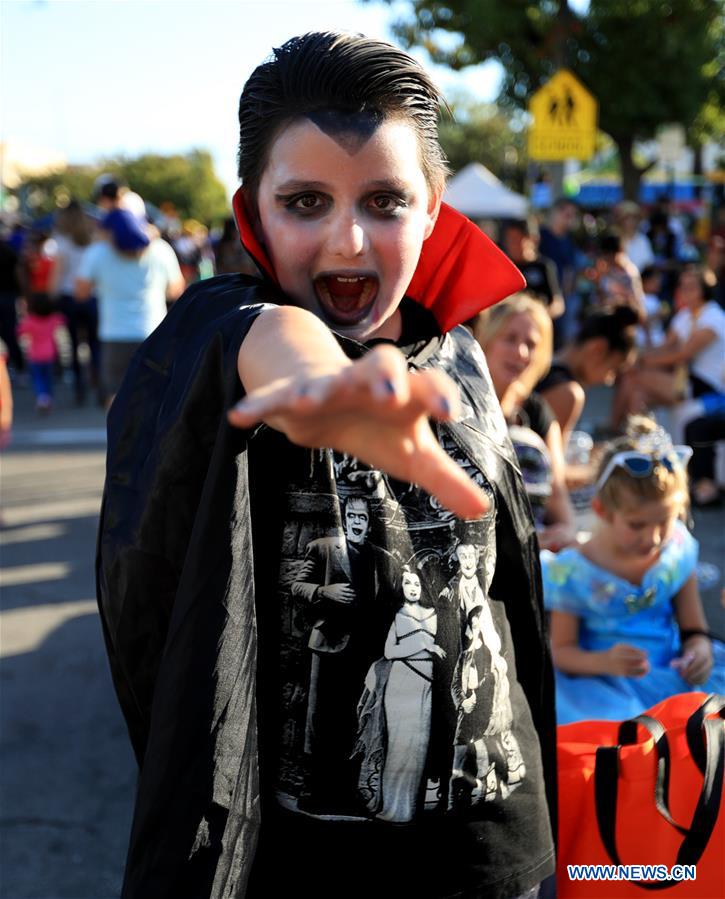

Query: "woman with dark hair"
left=611, top=265, right=725, bottom=430
left=353, top=563, right=444, bottom=822
left=97, top=32, right=555, bottom=899
left=536, top=305, right=639, bottom=442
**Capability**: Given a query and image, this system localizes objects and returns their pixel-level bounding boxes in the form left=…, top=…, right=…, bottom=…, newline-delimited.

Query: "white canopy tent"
left=443, top=162, right=529, bottom=220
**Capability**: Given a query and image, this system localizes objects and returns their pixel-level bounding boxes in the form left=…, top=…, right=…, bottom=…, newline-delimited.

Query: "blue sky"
left=1, top=0, right=505, bottom=198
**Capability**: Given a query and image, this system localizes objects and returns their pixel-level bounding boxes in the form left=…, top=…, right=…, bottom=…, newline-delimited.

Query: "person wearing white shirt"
left=612, top=265, right=725, bottom=429
left=75, top=209, right=184, bottom=406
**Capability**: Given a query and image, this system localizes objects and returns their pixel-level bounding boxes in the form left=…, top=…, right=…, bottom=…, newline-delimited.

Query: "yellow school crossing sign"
left=528, top=69, right=598, bottom=161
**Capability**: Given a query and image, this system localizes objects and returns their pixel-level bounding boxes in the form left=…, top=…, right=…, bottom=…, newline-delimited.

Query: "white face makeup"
left=255, top=117, right=440, bottom=341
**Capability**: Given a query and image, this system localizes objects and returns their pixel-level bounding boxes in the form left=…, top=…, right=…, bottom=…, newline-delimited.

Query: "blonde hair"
left=595, top=416, right=689, bottom=513
left=470, top=293, right=553, bottom=397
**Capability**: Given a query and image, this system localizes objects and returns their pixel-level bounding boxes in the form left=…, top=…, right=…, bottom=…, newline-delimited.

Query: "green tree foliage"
left=109, top=150, right=229, bottom=224
left=438, top=94, right=528, bottom=190
left=14, top=150, right=229, bottom=224
left=377, top=0, right=723, bottom=199
left=14, top=166, right=97, bottom=216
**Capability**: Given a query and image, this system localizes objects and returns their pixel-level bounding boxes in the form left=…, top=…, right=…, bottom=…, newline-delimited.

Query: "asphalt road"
left=1, top=388, right=134, bottom=899
left=0, top=380, right=723, bottom=899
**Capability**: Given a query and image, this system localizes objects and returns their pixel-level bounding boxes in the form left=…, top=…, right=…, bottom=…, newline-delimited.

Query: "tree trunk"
left=554, top=0, right=572, bottom=68
left=615, top=133, right=641, bottom=202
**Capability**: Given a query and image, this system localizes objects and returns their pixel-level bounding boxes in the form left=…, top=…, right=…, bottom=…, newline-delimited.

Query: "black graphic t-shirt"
left=247, top=302, right=553, bottom=898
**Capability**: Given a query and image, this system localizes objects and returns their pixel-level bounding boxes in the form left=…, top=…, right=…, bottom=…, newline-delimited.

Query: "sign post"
left=528, top=69, right=598, bottom=163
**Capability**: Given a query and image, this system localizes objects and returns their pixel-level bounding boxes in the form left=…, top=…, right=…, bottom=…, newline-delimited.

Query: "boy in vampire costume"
left=97, top=32, right=557, bottom=899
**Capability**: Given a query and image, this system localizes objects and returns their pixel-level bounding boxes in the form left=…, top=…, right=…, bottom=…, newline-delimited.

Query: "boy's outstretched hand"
left=229, top=307, right=489, bottom=521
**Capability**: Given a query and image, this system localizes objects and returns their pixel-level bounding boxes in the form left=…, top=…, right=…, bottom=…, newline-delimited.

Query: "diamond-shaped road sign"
left=528, top=69, right=598, bottom=162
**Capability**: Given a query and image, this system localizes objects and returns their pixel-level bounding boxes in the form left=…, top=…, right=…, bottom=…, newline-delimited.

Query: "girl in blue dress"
left=542, top=419, right=725, bottom=724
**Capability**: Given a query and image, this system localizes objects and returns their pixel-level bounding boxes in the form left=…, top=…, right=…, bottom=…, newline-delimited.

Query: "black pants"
left=57, top=294, right=99, bottom=393
left=685, top=414, right=725, bottom=482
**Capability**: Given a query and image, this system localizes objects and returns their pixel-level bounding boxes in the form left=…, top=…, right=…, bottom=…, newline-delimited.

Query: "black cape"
left=97, top=274, right=557, bottom=898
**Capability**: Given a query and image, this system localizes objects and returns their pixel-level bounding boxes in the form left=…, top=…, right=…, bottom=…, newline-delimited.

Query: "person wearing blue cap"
left=75, top=208, right=184, bottom=404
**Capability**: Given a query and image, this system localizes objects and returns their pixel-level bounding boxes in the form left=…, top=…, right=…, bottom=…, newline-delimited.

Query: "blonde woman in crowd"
left=472, top=294, right=576, bottom=552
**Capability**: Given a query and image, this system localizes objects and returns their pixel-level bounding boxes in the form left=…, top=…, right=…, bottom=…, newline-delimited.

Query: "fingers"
left=625, top=647, right=649, bottom=676
left=348, top=344, right=412, bottom=404
left=408, top=423, right=489, bottom=520
left=410, top=367, right=462, bottom=421
left=228, top=347, right=403, bottom=430
left=627, top=653, right=649, bottom=677
left=681, top=651, right=712, bottom=685
left=612, top=644, right=649, bottom=677
left=630, top=661, right=650, bottom=677
left=228, top=346, right=461, bottom=431
left=347, top=346, right=461, bottom=421
left=227, top=344, right=487, bottom=520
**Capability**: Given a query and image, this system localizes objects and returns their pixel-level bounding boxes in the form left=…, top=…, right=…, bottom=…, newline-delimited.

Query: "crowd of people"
left=0, top=177, right=259, bottom=415
left=491, top=197, right=725, bottom=511
left=475, top=197, right=725, bottom=725
left=464, top=200, right=725, bottom=726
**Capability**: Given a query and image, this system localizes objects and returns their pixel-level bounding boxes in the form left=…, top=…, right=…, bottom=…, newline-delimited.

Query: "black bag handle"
left=617, top=714, right=687, bottom=836
left=685, top=694, right=725, bottom=774
left=594, top=695, right=725, bottom=890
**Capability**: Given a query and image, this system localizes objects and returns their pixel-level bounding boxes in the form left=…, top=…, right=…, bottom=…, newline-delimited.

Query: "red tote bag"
left=557, top=693, right=725, bottom=898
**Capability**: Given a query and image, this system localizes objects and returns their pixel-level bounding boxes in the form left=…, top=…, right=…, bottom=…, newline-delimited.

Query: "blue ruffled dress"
left=541, top=520, right=725, bottom=724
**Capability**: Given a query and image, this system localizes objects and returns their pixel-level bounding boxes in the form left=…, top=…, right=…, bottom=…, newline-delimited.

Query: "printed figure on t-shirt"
left=277, top=442, right=535, bottom=830
left=450, top=607, right=495, bottom=808
left=353, top=563, right=444, bottom=822
left=289, top=492, right=397, bottom=814
left=443, top=533, right=526, bottom=810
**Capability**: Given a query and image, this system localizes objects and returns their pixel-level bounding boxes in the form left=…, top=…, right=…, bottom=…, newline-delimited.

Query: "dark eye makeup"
left=275, top=189, right=410, bottom=218
left=277, top=192, right=328, bottom=214
left=366, top=192, right=409, bottom=214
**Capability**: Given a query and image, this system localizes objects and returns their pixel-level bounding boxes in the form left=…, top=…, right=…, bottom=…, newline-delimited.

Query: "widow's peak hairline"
left=237, top=30, right=449, bottom=189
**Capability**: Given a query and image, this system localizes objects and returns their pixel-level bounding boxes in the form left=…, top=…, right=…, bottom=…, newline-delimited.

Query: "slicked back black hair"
left=237, top=31, right=449, bottom=196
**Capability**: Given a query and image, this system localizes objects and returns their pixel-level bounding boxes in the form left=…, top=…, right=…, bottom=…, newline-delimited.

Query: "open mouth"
left=314, top=272, right=379, bottom=327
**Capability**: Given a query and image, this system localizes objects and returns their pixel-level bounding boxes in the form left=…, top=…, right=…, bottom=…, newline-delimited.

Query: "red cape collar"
left=232, top=187, right=525, bottom=333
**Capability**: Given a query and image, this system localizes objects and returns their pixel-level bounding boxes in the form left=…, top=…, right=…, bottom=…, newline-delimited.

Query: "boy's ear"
left=423, top=187, right=443, bottom=240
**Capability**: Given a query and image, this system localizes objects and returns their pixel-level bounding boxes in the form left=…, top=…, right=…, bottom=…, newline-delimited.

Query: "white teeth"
left=335, top=276, right=363, bottom=283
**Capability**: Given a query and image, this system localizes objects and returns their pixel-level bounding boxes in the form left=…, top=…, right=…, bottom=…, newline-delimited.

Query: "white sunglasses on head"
left=594, top=445, right=693, bottom=494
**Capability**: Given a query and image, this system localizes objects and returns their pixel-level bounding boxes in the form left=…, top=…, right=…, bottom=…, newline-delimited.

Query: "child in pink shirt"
left=17, top=296, right=65, bottom=412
